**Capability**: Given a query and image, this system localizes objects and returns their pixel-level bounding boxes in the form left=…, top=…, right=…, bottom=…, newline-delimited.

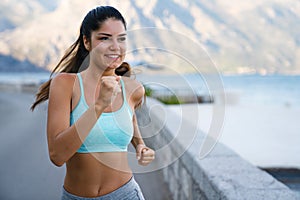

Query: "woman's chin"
left=106, top=64, right=118, bottom=70
left=107, top=62, right=122, bottom=69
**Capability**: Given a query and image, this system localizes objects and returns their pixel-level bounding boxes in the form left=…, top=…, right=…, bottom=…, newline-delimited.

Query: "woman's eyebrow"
left=97, top=33, right=127, bottom=36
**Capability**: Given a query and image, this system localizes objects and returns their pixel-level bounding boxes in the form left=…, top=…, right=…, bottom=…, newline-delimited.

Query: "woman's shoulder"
left=50, top=73, right=77, bottom=91
left=122, top=76, right=144, bottom=92
left=122, top=76, right=145, bottom=102
left=51, top=73, right=76, bottom=84
left=121, top=76, right=141, bottom=86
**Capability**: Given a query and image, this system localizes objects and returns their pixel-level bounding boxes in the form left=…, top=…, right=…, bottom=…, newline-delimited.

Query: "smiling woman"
left=31, top=6, right=154, bottom=200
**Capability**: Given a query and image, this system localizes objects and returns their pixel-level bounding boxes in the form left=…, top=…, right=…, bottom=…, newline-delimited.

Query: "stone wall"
left=136, top=98, right=297, bottom=200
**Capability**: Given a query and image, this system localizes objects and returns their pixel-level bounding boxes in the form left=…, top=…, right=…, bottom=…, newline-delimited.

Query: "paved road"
left=0, top=91, right=170, bottom=200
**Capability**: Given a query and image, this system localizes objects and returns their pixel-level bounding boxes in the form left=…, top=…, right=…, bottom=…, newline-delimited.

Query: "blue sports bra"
left=70, top=73, right=134, bottom=153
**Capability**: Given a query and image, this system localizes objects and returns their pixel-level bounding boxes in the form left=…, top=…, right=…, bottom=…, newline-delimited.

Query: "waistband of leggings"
left=62, top=176, right=136, bottom=199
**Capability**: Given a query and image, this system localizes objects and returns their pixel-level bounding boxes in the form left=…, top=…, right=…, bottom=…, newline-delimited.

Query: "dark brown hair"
left=31, top=6, right=130, bottom=110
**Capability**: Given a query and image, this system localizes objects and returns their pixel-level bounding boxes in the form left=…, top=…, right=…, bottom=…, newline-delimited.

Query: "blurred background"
left=0, top=0, right=299, bottom=199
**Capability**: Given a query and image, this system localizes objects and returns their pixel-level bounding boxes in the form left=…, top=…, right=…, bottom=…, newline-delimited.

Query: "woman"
left=31, top=6, right=155, bottom=200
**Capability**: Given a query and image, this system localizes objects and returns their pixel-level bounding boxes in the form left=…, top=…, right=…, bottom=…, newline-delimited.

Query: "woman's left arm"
left=130, top=80, right=155, bottom=166
left=132, top=114, right=155, bottom=166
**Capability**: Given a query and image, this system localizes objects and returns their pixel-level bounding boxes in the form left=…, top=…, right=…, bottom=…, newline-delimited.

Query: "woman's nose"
left=109, top=39, right=120, bottom=51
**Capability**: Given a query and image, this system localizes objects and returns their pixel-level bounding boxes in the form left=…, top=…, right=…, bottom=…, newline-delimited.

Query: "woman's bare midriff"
left=63, top=152, right=133, bottom=198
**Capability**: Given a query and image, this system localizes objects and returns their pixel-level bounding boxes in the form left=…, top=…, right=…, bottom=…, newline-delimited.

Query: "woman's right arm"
left=47, top=74, right=106, bottom=167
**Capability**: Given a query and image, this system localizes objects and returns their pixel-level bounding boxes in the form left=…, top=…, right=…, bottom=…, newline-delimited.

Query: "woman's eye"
left=118, top=37, right=126, bottom=42
left=99, top=37, right=109, bottom=41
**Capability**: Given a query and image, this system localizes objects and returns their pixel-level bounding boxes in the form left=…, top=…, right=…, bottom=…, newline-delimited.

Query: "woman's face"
left=87, top=18, right=127, bottom=71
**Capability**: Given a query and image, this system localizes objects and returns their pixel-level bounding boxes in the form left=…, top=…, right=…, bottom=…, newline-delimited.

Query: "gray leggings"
left=61, top=176, right=145, bottom=200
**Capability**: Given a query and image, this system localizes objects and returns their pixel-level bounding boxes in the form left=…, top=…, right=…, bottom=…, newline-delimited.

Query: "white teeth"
left=107, top=55, right=119, bottom=58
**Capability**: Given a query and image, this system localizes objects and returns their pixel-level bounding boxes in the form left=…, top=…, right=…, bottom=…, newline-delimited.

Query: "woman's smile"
left=105, top=54, right=120, bottom=60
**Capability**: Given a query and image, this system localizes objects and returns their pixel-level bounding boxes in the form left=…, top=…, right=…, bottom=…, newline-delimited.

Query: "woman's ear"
left=83, top=35, right=91, bottom=51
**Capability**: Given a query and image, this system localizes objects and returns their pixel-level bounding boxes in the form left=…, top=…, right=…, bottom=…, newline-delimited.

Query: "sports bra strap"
left=120, top=78, right=127, bottom=103
left=77, top=73, right=85, bottom=100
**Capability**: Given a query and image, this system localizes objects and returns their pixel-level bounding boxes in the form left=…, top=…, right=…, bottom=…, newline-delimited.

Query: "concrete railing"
left=136, top=98, right=297, bottom=200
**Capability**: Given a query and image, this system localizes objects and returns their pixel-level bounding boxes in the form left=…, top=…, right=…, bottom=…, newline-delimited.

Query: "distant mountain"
left=0, top=54, right=47, bottom=73
left=0, top=0, right=299, bottom=74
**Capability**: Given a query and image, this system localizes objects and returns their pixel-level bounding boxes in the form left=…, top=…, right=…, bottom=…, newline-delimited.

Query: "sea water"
left=136, top=73, right=300, bottom=107
left=220, top=74, right=300, bottom=107
left=0, top=72, right=51, bottom=85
